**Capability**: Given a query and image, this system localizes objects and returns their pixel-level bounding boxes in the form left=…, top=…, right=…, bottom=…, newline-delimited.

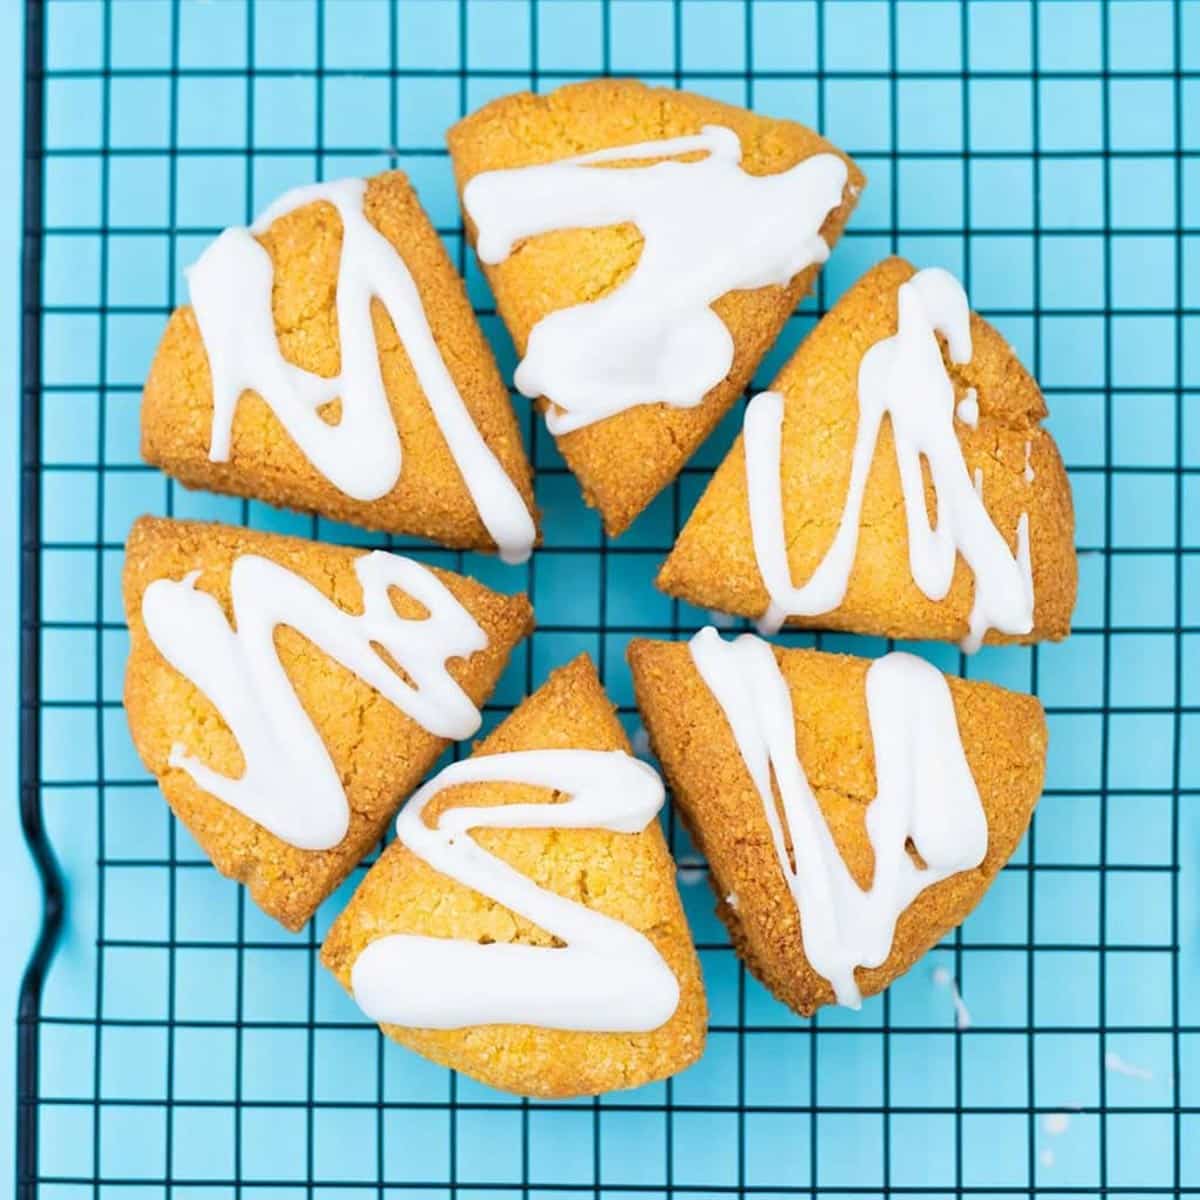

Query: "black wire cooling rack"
left=17, top=0, right=1198, bottom=1194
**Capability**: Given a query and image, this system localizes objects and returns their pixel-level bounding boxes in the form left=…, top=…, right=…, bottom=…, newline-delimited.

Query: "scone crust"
left=657, top=256, right=1077, bottom=644
left=629, top=638, right=1045, bottom=1016
left=321, top=654, right=707, bottom=1098
left=448, top=78, right=864, bottom=536
left=141, top=171, right=537, bottom=553
left=122, top=516, right=533, bottom=930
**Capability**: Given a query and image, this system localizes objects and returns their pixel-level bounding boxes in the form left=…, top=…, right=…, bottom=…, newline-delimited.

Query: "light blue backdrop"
left=13, top=0, right=1200, bottom=1194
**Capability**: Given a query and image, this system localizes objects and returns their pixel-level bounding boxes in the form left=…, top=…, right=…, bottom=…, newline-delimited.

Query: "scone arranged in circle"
left=657, top=257, right=1077, bottom=650
left=630, top=630, right=1045, bottom=1016
left=142, top=172, right=537, bottom=562
left=123, top=516, right=533, bottom=930
left=448, top=78, right=864, bottom=537
left=322, top=654, right=707, bottom=1098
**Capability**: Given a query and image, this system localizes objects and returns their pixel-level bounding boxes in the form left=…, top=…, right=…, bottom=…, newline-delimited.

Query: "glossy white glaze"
left=464, top=126, right=847, bottom=432
left=689, top=627, right=988, bottom=1008
left=743, top=268, right=1034, bottom=651
left=352, top=749, right=680, bottom=1031
left=142, top=550, right=486, bottom=849
left=188, top=178, right=535, bottom=562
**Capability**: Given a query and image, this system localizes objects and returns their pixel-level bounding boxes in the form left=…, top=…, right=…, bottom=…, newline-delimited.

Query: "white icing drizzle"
left=932, top=964, right=972, bottom=1030
left=743, top=268, right=1035, bottom=652
left=141, top=550, right=487, bottom=850
left=956, top=386, right=979, bottom=428
left=1024, top=439, right=1036, bottom=483
left=706, top=608, right=738, bottom=630
left=1043, top=1112, right=1071, bottom=1136
left=464, top=125, right=848, bottom=433
left=187, top=178, right=535, bottom=564
left=1105, top=1051, right=1153, bottom=1081
left=689, top=626, right=988, bottom=1009
left=351, top=749, right=680, bottom=1031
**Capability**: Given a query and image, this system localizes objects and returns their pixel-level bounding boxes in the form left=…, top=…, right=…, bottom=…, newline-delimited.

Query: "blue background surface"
left=12, top=0, right=1200, bottom=1194
left=6, top=3, right=38, bottom=1195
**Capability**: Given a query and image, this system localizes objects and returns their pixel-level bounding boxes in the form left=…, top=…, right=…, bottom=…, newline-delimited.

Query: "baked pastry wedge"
left=448, top=78, right=864, bottom=536
left=142, top=172, right=537, bottom=562
left=322, top=654, right=707, bottom=1098
left=123, top=516, right=533, bottom=930
left=657, top=257, right=1077, bottom=649
left=630, top=629, right=1045, bottom=1016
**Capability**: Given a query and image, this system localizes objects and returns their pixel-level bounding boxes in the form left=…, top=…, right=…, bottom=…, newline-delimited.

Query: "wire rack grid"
left=16, top=0, right=1200, bottom=1195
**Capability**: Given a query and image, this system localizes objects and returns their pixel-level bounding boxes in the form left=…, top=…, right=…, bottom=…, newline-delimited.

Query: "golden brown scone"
left=448, top=79, right=864, bottom=536
left=657, top=256, right=1077, bottom=643
left=321, top=654, right=707, bottom=1098
left=142, top=171, right=537, bottom=554
left=629, top=638, right=1044, bottom=1016
left=122, top=516, right=533, bottom=930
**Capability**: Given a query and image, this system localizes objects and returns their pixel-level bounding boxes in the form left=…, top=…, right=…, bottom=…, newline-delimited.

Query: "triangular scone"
left=658, top=257, right=1077, bottom=645
left=448, top=79, right=863, bottom=536
left=142, top=171, right=537, bottom=559
left=123, top=516, right=533, bottom=930
left=321, top=655, right=707, bottom=1098
left=630, top=634, right=1044, bottom=1016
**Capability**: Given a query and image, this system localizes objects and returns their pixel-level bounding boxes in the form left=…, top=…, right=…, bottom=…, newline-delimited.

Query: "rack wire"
left=17, top=0, right=1198, bottom=1194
